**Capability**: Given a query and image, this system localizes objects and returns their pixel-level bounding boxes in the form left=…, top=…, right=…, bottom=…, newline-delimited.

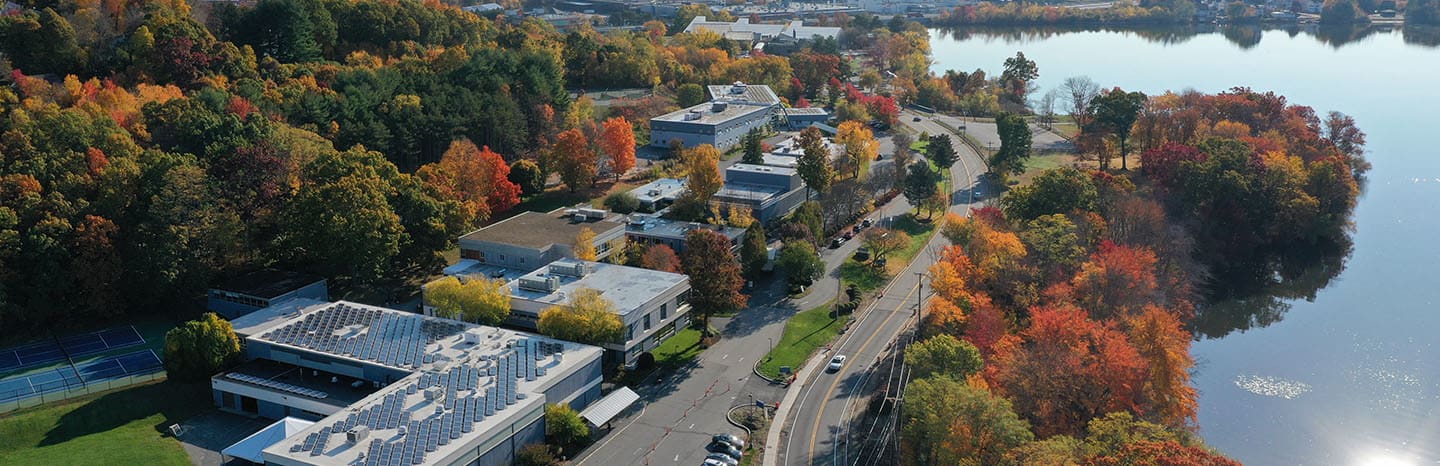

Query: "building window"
left=462, top=249, right=483, bottom=260
left=519, top=258, right=526, bottom=265
left=626, top=323, right=636, bottom=342
left=498, top=253, right=506, bottom=262
left=643, top=313, right=652, bottom=331
left=677, top=290, right=690, bottom=307
left=660, top=303, right=668, bottom=320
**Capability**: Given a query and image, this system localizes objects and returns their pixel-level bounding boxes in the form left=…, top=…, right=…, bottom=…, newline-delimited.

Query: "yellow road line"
left=806, top=283, right=920, bottom=463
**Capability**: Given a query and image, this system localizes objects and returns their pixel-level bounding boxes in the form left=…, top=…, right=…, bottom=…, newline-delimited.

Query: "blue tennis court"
left=0, top=349, right=163, bottom=403
left=0, top=326, right=145, bottom=372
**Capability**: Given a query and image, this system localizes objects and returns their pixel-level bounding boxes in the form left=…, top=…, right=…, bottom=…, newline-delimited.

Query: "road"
left=936, top=115, right=1074, bottom=155
left=572, top=132, right=922, bottom=466
left=775, top=109, right=990, bottom=466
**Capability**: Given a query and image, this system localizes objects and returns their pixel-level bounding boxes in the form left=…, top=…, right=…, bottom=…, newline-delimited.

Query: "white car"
left=827, top=355, right=847, bottom=372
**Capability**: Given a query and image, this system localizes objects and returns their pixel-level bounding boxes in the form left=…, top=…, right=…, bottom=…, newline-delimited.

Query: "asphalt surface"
left=572, top=132, right=917, bottom=466
left=776, top=109, right=991, bottom=466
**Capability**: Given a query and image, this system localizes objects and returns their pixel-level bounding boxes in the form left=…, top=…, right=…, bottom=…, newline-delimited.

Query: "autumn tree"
left=989, top=304, right=1147, bottom=437
left=682, top=229, right=747, bottom=334
left=861, top=227, right=910, bottom=261
left=1000, top=51, right=1039, bottom=103
left=922, top=296, right=969, bottom=339
left=836, top=121, right=879, bottom=179
left=639, top=244, right=682, bottom=273
left=1088, top=88, right=1147, bottom=171
left=1071, top=242, right=1161, bottom=319
left=740, top=221, right=769, bottom=278
left=426, top=276, right=511, bottom=325
left=163, top=313, right=241, bottom=381
left=1001, top=167, right=1098, bottom=221
left=279, top=175, right=403, bottom=281
left=574, top=227, right=598, bottom=261
left=552, top=129, right=597, bottom=192
left=544, top=403, right=590, bottom=448
left=777, top=241, right=823, bottom=288
left=901, top=377, right=1033, bottom=466
left=509, top=159, right=547, bottom=195
left=1124, top=306, right=1198, bottom=429
left=905, top=334, right=983, bottom=381
left=796, top=126, right=834, bottom=198
left=598, top=116, right=637, bottom=180
left=418, top=139, right=521, bottom=226
left=538, top=287, right=624, bottom=346
left=1021, top=214, right=1085, bottom=279
left=891, top=132, right=916, bottom=187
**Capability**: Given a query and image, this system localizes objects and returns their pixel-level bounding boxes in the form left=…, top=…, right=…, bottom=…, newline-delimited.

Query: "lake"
left=929, top=26, right=1440, bottom=465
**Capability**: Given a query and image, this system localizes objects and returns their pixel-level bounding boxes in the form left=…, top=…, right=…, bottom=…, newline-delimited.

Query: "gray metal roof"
left=579, top=387, right=639, bottom=427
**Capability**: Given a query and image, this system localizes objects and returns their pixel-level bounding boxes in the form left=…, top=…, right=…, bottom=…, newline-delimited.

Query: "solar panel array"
left=291, top=337, right=567, bottom=466
left=259, top=303, right=466, bottom=369
left=226, top=372, right=329, bottom=399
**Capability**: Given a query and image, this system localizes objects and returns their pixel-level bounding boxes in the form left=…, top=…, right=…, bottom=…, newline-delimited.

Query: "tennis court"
left=0, top=349, right=164, bottom=404
left=0, top=326, right=145, bottom=372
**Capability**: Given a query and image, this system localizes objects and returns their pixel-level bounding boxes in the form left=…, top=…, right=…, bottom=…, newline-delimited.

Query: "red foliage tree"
left=639, top=244, right=682, bottom=273
left=1071, top=241, right=1161, bottom=319
left=1140, top=143, right=1205, bottom=189
left=989, top=304, right=1147, bottom=437
left=551, top=128, right=597, bottom=192
left=597, top=117, right=636, bottom=180
left=1086, top=440, right=1242, bottom=466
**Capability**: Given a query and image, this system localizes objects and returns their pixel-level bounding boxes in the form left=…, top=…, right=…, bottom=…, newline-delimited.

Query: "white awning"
left=579, top=387, right=640, bottom=427
left=222, top=417, right=314, bottom=464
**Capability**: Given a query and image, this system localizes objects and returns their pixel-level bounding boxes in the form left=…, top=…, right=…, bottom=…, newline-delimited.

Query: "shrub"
left=603, top=191, right=640, bottom=213
left=163, top=312, right=242, bottom=381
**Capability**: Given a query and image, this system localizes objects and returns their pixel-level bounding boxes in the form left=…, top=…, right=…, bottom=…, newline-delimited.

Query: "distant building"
left=505, top=260, right=691, bottom=367
left=650, top=82, right=780, bottom=150
left=713, top=163, right=808, bottom=223
left=627, top=177, right=687, bottom=212
left=457, top=209, right=626, bottom=273
left=208, top=270, right=327, bottom=320
left=683, top=16, right=841, bottom=42
left=782, top=107, right=831, bottom=130
left=623, top=214, right=746, bottom=253
left=217, top=300, right=608, bottom=466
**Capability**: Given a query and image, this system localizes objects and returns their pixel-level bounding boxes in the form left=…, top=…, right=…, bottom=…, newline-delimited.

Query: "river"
left=928, top=26, right=1440, bottom=465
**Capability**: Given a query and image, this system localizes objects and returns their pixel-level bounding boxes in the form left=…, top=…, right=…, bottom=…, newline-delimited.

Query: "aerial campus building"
left=504, top=259, right=692, bottom=367
left=649, top=82, right=831, bottom=150
left=208, top=270, right=328, bottom=320
left=216, top=300, right=633, bottom=466
left=713, top=163, right=809, bottom=223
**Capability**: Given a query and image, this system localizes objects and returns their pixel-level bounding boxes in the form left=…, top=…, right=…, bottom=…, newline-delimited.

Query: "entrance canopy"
left=579, top=387, right=640, bottom=427
left=222, top=417, right=314, bottom=464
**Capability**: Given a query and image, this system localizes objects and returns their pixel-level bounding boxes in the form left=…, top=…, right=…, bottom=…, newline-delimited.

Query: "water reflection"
left=1193, top=236, right=1352, bottom=339
left=935, top=23, right=1440, bottom=49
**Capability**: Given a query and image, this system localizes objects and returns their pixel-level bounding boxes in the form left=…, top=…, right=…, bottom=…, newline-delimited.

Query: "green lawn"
left=841, top=210, right=939, bottom=293
left=757, top=301, right=839, bottom=380
left=651, top=327, right=703, bottom=368
left=0, top=381, right=210, bottom=465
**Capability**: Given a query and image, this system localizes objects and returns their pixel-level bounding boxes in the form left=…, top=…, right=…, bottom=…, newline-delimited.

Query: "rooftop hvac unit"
left=731, top=82, right=746, bottom=93
left=346, top=426, right=369, bottom=445
left=564, top=208, right=580, bottom=218
left=424, top=387, right=445, bottom=402
left=463, top=331, right=482, bottom=345
left=711, top=101, right=729, bottom=112
left=578, top=207, right=608, bottom=219
left=548, top=261, right=588, bottom=277
left=518, top=276, right=560, bottom=293
left=684, top=110, right=702, bottom=121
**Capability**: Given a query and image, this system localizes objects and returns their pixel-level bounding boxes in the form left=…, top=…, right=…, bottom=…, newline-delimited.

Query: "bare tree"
left=1039, top=89, right=1059, bottom=130
left=1061, top=76, right=1101, bottom=128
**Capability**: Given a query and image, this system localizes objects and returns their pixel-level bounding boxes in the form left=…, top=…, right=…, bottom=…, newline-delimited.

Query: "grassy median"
left=757, top=301, right=839, bottom=380
left=0, top=380, right=209, bottom=465
left=840, top=215, right=937, bottom=293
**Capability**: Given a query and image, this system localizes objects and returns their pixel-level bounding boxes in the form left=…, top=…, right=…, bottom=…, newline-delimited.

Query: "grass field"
left=1015, top=150, right=1079, bottom=186
left=757, top=301, right=839, bottom=380
left=840, top=214, right=938, bottom=293
left=651, top=327, right=703, bottom=368
left=0, top=381, right=209, bottom=465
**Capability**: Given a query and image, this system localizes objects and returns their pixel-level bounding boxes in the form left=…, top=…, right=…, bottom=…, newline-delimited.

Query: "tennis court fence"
left=0, top=370, right=166, bottom=414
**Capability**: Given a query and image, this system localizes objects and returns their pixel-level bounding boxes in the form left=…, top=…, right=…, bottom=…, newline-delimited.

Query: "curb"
left=725, top=404, right=754, bottom=440
left=753, top=358, right=781, bottom=384
left=762, top=343, right=829, bottom=466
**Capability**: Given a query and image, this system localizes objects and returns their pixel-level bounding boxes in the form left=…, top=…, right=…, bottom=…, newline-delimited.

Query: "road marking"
left=675, top=454, right=681, bottom=461
left=722, top=354, right=729, bottom=359
left=737, top=357, right=745, bottom=363
left=806, top=283, right=920, bottom=464
left=690, top=423, right=695, bottom=429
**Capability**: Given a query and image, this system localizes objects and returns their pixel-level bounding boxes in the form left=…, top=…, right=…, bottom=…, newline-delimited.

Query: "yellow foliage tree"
left=574, top=227, right=597, bottom=261
left=537, top=288, right=624, bottom=346
left=426, top=276, right=511, bottom=325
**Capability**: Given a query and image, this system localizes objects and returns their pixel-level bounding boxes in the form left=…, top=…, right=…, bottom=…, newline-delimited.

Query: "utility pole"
left=913, top=271, right=925, bottom=331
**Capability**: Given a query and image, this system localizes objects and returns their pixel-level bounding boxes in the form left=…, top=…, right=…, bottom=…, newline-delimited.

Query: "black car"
left=862, top=219, right=873, bottom=228
left=913, top=116, right=922, bottom=122
left=830, top=237, right=844, bottom=249
left=712, top=433, right=746, bottom=449
left=706, top=442, right=743, bottom=459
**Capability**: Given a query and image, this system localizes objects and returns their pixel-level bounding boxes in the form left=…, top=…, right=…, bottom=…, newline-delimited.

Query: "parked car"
left=843, top=231, right=855, bottom=240
left=713, top=434, right=746, bottom=450
left=852, top=224, right=862, bottom=234
left=854, top=248, right=871, bottom=262
left=827, top=354, right=847, bottom=372
left=703, top=459, right=729, bottom=466
left=706, top=453, right=739, bottom=466
left=830, top=237, right=844, bottom=249
left=912, top=116, right=922, bottom=122
left=706, top=442, right=744, bottom=460
left=862, top=218, right=873, bottom=228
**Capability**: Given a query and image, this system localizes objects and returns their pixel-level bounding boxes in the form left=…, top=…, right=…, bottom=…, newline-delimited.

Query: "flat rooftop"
left=624, top=215, right=745, bottom=242
left=652, top=101, right=773, bottom=126
left=230, top=298, right=331, bottom=338
left=508, top=260, right=687, bottom=316
left=760, top=154, right=798, bottom=168
left=728, top=163, right=798, bottom=177
left=708, top=82, right=781, bottom=106
left=783, top=107, right=829, bottom=116
left=715, top=183, right=788, bottom=202
left=459, top=210, right=623, bottom=250
left=214, top=269, right=324, bottom=299
left=222, top=358, right=379, bottom=407
left=257, top=301, right=605, bottom=466
left=628, top=178, right=686, bottom=204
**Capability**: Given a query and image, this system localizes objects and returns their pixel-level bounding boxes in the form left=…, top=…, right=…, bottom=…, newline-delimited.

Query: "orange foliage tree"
left=989, top=304, right=1147, bottom=437
left=597, top=116, right=636, bottom=180
left=551, top=128, right=597, bottom=192
left=1071, top=241, right=1161, bottom=319
left=1124, top=305, right=1198, bottom=429
left=417, top=139, right=521, bottom=227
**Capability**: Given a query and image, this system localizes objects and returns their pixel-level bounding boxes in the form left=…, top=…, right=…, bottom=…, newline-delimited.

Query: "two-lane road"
left=777, top=109, right=990, bottom=466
